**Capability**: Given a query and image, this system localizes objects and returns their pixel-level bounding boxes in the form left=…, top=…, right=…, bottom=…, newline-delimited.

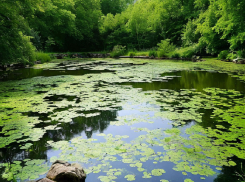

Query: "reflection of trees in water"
left=120, top=71, right=245, bottom=92
left=48, top=109, right=119, bottom=140
left=214, top=157, right=245, bottom=182
left=0, top=109, right=119, bottom=164
left=0, top=132, right=49, bottom=164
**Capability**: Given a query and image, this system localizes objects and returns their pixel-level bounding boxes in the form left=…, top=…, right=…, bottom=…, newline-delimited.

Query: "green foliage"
left=170, top=52, right=181, bottom=58
left=135, top=51, right=149, bottom=56
left=35, top=52, right=51, bottom=63
left=157, top=39, right=175, bottom=58
left=101, top=0, right=133, bottom=15
left=129, top=52, right=136, bottom=57
left=218, top=50, right=229, bottom=60
left=182, top=20, right=200, bottom=47
left=110, top=45, right=126, bottom=58
left=20, top=34, right=37, bottom=65
left=2, top=0, right=245, bottom=64
left=237, top=50, right=245, bottom=58
left=0, top=1, right=37, bottom=65
left=45, top=37, right=55, bottom=52
left=0, top=0, right=103, bottom=65
left=149, top=51, right=158, bottom=58
left=226, top=53, right=237, bottom=60
left=175, top=46, right=197, bottom=59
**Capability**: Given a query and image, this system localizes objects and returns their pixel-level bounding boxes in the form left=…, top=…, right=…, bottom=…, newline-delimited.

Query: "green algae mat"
left=0, top=58, right=245, bottom=182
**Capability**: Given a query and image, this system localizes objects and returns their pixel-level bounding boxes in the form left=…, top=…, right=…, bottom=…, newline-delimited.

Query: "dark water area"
left=119, top=71, right=245, bottom=92
left=1, top=62, right=245, bottom=182
left=0, top=66, right=113, bottom=81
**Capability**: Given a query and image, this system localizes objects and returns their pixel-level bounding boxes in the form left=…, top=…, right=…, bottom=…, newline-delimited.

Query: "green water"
left=0, top=59, right=245, bottom=182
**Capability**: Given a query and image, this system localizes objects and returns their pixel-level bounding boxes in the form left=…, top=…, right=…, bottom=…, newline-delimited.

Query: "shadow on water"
left=0, top=67, right=114, bottom=81
left=119, top=71, right=245, bottom=92
left=0, top=109, right=120, bottom=164
left=0, top=61, right=148, bottom=81
left=214, top=157, right=245, bottom=182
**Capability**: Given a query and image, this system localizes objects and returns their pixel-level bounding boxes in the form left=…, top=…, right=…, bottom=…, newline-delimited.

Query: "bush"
left=129, top=52, right=136, bottom=57
left=218, top=50, right=229, bottom=60
left=170, top=52, right=180, bottom=58
left=226, top=53, right=237, bottom=60
left=182, top=50, right=195, bottom=58
left=177, top=46, right=197, bottom=59
left=110, top=45, right=126, bottom=58
left=237, top=50, right=245, bottom=58
left=157, top=39, right=175, bottom=58
left=35, top=52, right=51, bottom=63
left=149, top=51, right=157, bottom=58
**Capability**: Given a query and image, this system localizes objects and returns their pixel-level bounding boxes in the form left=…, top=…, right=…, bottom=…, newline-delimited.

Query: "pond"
left=0, top=59, right=245, bottom=182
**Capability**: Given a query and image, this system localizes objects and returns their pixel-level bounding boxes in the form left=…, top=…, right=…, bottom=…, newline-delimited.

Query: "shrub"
left=110, top=45, right=126, bottom=58
left=170, top=52, right=180, bottom=58
left=237, top=50, right=245, bottom=58
left=20, top=34, right=36, bottom=65
left=182, top=49, right=195, bottom=58
left=0, top=31, right=36, bottom=65
left=177, top=46, right=197, bottom=59
left=129, top=52, right=136, bottom=57
left=218, top=50, right=229, bottom=60
left=149, top=51, right=157, bottom=58
left=226, top=53, right=237, bottom=60
left=35, top=52, right=51, bottom=63
left=157, top=39, right=175, bottom=58
left=49, top=54, right=56, bottom=59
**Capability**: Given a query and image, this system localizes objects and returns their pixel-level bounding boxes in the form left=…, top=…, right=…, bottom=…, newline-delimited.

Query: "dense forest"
left=1, top=0, right=245, bottom=65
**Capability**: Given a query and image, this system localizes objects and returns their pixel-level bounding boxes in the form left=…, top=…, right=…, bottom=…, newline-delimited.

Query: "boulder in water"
left=36, top=178, right=54, bottom=182
left=45, top=160, right=86, bottom=182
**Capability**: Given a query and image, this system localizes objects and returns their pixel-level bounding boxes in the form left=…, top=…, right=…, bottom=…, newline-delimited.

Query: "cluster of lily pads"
left=0, top=59, right=245, bottom=182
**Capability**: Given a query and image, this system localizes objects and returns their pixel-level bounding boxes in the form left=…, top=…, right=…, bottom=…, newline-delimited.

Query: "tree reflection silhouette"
left=0, top=109, right=120, bottom=164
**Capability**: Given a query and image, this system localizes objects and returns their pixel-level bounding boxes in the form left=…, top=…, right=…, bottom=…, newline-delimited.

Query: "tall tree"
left=0, top=0, right=39, bottom=65
left=100, top=0, right=133, bottom=15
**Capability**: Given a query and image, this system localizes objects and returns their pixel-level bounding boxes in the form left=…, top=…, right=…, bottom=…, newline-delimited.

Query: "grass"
left=35, top=52, right=51, bottom=63
left=123, top=46, right=199, bottom=59
left=125, top=51, right=149, bottom=56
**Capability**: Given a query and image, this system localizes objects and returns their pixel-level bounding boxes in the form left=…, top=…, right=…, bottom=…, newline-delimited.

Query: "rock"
left=192, top=55, right=197, bottom=62
left=150, top=56, right=154, bottom=59
left=119, top=56, right=131, bottom=58
left=36, top=178, right=55, bottom=182
left=98, top=54, right=105, bottom=58
left=52, top=160, right=71, bottom=167
left=133, top=56, right=149, bottom=59
left=238, top=60, right=245, bottom=64
left=233, top=58, right=245, bottom=64
left=192, top=55, right=205, bottom=62
left=46, top=160, right=86, bottom=182
left=55, top=54, right=64, bottom=59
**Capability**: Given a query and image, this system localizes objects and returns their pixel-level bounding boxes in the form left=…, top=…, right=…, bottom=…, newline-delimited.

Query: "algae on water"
left=1, top=59, right=245, bottom=182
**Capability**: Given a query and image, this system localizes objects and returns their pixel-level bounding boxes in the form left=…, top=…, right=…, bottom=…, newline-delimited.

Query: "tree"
left=0, top=0, right=37, bottom=65
left=100, top=0, right=133, bottom=15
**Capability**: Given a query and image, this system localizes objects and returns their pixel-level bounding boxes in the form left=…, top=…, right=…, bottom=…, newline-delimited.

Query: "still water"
left=0, top=60, right=245, bottom=182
